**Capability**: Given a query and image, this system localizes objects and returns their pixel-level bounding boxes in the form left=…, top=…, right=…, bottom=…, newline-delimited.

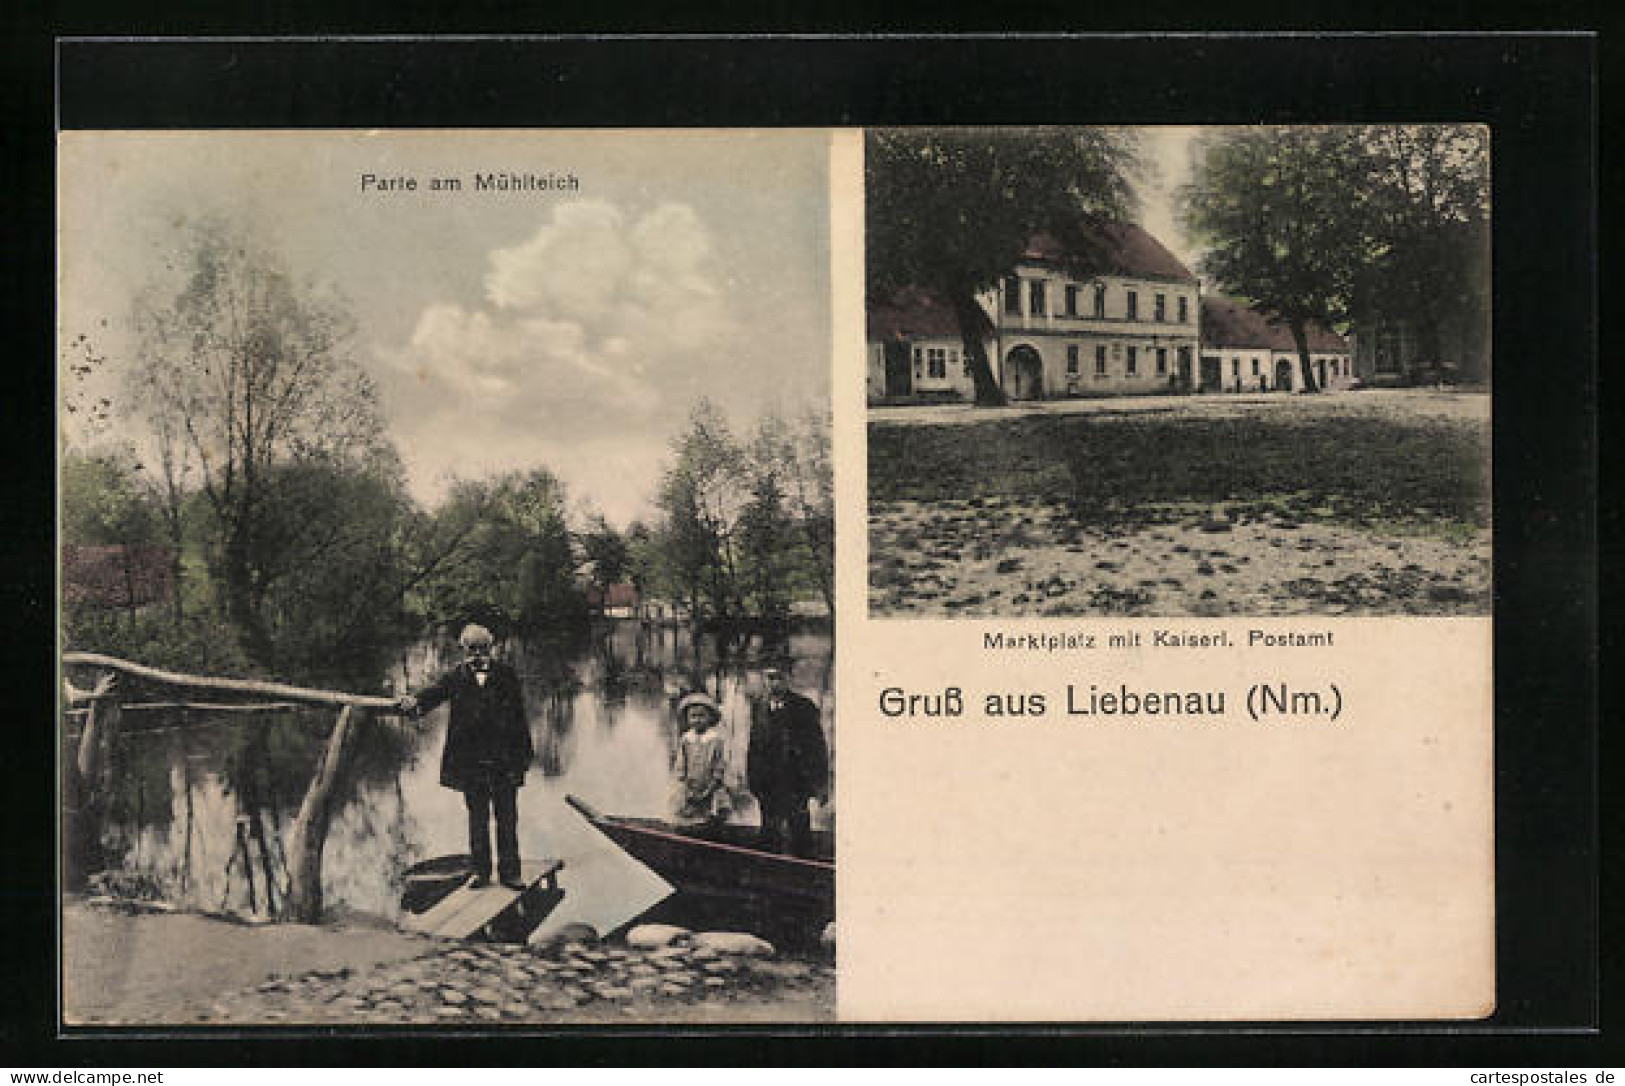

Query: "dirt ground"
left=869, top=390, right=1491, bottom=617
left=62, top=901, right=833, bottom=1027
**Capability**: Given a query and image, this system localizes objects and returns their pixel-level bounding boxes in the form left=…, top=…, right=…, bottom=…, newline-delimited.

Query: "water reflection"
left=88, top=621, right=834, bottom=923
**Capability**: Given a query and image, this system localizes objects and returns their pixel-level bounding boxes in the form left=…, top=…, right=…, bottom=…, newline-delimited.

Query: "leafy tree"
left=1180, top=126, right=1373, bottom=393
left=1354, top=125, right=1490, bottom=381
left=656, top=400, right=749, bottom=622
left=580, top=515, right=631, bottom=612
left=737, top=470, right=791, bottom=620
left=249, top=456, right=418, bottom=688
left=746, top=408, right=834, bottom=617
left=867, top=127, right=1141, bottom=405
left=416, top=468, right=585, bottom=633
left=61, top=449, right=161, bottom=548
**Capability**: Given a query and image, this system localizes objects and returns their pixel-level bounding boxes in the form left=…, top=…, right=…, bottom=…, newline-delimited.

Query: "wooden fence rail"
left=62, top=651, right=406, bottom=923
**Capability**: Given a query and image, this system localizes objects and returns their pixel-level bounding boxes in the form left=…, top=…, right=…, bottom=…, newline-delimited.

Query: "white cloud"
left=380, top=200, right=743, bottom=519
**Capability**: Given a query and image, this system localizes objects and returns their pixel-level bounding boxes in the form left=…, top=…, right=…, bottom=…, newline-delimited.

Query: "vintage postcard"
left=59, top=129, right=838, bottom=1025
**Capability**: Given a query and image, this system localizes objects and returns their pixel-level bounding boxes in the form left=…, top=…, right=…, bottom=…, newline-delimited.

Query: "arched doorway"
left=1005, top=345, right=1043, bottom=400
left=1274, top=358, right=1294, bottom=391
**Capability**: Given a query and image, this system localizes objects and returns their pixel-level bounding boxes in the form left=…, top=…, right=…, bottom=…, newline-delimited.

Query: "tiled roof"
left=1201, top=296, right=1350, bottom=353
left=62, top=544, right=174, bottom=608
left=867, top=285, right=962, bottom=340
left=1023, top=222, right=1196, bottom=283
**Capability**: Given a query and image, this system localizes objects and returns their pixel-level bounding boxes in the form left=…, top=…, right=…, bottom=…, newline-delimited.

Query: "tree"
left=1354, top=125, right=1490, bottom=381
left=580, top=516, right=631, bottom=614
left=1180, top=126, right=1373, bottom=392
left=415, top=468, right=585, bottom=633
left=656, top=400, right=750, bottom=622
left=867, top=128, right=1142, bottom=406
left=746, top=408, right=834, bottom=618
left=125, top=220, right=390, bottom=663
left=736, top=470, right=792, bottom=620
left=249, top=454, right=418, bottom=687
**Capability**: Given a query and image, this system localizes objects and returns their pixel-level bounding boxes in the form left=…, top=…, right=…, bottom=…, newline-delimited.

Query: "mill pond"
left=64, top=621, right=835, bottom=1023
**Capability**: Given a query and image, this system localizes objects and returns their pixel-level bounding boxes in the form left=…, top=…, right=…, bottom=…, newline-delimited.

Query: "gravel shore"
left=64, top=901, right=834, bottom=1027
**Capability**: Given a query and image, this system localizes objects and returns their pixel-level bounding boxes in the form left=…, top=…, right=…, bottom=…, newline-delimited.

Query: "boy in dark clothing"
left=746, top=663, right=829, bottom=857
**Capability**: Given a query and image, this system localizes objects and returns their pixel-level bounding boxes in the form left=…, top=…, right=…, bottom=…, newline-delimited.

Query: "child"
left=674, top=691, right=732, bottom=825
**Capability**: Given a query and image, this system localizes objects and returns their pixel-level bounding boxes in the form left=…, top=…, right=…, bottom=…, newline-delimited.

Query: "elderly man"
left=746, top=662, right=829, bottom=857
left=398, top=624, right=533, bottom=889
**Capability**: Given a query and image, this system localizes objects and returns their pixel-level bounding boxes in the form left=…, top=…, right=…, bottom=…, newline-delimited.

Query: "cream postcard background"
left=827, top=133, right=1495, bottom=1021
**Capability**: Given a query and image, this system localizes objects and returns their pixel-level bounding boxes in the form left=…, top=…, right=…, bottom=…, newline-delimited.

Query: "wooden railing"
left=62, top=651, right=405, bottom=924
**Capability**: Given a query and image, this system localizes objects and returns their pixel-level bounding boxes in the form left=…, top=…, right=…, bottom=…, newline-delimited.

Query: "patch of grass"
left=869, top=409, right=1490, bottom=533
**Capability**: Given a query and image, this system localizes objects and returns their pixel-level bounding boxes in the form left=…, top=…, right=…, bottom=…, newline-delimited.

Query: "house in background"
left=61, top=544, right=174, bottom=613
left=1199, top=296, right=1356, bottom=393
left=866, top=287, right=974, bottom=403
left=867, top=222, right=1200, bottom=403
left=1351, top=309, right=1488, bottom=387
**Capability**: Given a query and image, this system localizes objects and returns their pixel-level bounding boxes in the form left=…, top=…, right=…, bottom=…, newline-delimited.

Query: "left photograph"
left=58, top=130, right=836, bottom=1026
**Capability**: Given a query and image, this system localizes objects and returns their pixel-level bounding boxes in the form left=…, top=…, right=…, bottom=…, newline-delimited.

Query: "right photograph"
left=866, top=125, right=1491, bottom=618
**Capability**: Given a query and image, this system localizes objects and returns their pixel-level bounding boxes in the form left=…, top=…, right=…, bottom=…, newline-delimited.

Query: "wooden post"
left=283, top=704, right=362, bottom=923
left=68, top=698, right=122, bottom=889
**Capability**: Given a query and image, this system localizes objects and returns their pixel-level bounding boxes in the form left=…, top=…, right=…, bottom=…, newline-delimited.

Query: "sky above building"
left=1134, top=126, right=1204, bottom=275
left=60, top=130, right=833, bottom=527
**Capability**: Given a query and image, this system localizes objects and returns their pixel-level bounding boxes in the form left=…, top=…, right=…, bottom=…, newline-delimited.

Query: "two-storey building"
left=867, top=222, right=1202, bottom=403
left=988, top=224, right=1202, bottom=400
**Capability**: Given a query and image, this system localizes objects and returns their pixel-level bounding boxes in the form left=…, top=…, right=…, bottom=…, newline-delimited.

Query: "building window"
left=1066, top=345, right=1080, bottom=374
left=1126, top=346, right=1138, bottom=375
left=1178, top=296, right=1189, bottom=323
left=1029, top=280, right=1047, bottom=317
left=1155, top=294, right=1166, bottom=322
left=1156, top=347, right=1167, bottom=375
left=1126, top=290, right=1138, bottom=321
left=1252, top=357, right=1260, bottom=376
left=912, top=346, right=923, bottom=378
left=1004, top=277, right=1021, bottom=316
left=1094, top=284, right=1106, bottom=318
left=1232, top=357, right=1240, bottom=378
left=963, top=351, right=973, bottom=376
left=1065, top=285, right=1079, bottom=316
left=1095, top=345, right=1107, bottom=375
left=926, top=347, right=948, bottom=379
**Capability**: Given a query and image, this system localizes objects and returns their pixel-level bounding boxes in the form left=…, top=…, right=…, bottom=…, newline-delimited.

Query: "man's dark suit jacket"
left=412, top=660, right=533, bottom=792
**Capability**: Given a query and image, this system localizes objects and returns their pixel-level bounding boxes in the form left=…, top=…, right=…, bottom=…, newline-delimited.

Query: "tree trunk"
left=284, top=704, right=362, bottom=923
left=1291, top=320, right=1320, bottom=393
left=949, top=291, right=1008, bottom=407
left=223, top=526, right=272, bottom=663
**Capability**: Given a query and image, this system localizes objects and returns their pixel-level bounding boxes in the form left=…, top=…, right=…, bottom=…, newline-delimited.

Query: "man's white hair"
left=459, top=623, right=495, bottom=648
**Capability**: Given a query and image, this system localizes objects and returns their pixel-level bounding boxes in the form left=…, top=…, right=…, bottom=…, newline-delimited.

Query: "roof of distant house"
left=866, top=284, right=962, bottom=340
left=1200, top=296, right=1350, bottom=353
left=1022, top=222, right=1197, bottom=283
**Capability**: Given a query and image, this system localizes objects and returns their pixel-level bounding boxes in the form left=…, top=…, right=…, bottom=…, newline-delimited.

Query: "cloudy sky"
left=60, top=130, right=833, bottom=526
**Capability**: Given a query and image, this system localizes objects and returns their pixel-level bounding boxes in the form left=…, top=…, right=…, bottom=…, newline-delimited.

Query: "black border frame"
left=7, top=33, right=1603, bottom=1065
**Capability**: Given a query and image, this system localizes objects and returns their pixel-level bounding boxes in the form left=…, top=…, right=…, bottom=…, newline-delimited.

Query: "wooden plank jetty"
left=400, top=859, right=565, bottom=943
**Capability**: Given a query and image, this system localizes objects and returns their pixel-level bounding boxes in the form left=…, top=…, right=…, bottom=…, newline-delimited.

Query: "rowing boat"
left=565, top=794, right=833, bottom=945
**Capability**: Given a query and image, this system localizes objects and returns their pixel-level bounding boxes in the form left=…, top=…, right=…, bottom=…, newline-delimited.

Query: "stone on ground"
left=624, top=923, right=690, bottom=949
left=692, top=931, right=775, bottom=958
